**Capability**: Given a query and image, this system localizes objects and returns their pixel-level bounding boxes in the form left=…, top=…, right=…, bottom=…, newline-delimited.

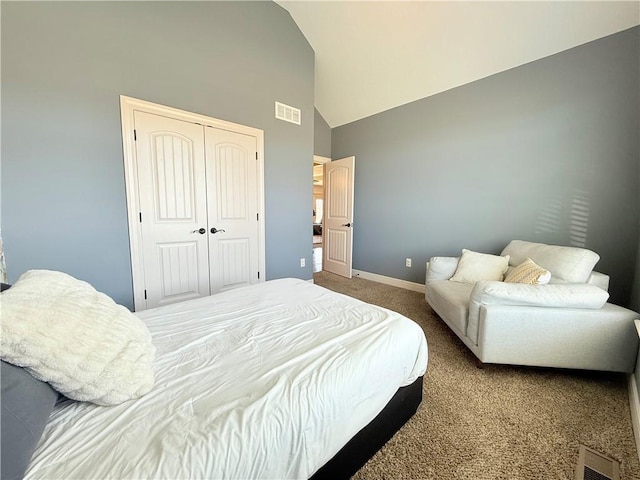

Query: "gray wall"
left=314, top=109, right=331, bottom=157
left=332, top=26, right=640, bottom=307
left=632, top=172, right=640, bottom=312
left=632, top=244, right=640, bottom=312
left=630, top=29, right=640, bottom=314
left=634, top=243, right=640, bottom=312
left=1, top=1, right=315, bottom=310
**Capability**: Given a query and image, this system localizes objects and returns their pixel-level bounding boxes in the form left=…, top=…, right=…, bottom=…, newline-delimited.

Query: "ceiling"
left=275, top=1, right=640, bottom=128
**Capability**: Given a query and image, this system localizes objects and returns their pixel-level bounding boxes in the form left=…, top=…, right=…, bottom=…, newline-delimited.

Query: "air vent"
left=275, top=101, right=301, bottom=125
left=576, top=445, right=620, bottom=480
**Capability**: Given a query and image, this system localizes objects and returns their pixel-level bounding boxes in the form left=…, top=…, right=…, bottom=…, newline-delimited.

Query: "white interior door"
left=205, top=127, right=260, bottom=293
left=135, top=111, right=210, bottom=308
left=323, top=156, right=355, bottom=278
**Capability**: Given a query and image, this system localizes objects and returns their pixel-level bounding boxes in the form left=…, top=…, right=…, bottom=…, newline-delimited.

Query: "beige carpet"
left=313, top=271, right=640, bottom=480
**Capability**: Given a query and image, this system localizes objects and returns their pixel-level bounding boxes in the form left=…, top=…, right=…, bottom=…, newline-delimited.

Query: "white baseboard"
left=352, top=269, right=425, bottom=293
left=628, top=373, right=640, bottom=462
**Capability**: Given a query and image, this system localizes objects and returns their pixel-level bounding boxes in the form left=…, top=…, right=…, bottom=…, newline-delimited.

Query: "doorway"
left=312, top=155, right=330, bottom=273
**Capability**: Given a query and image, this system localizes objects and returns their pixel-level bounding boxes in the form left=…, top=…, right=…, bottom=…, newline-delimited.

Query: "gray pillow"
left=1, top=361, right=58, bottom=480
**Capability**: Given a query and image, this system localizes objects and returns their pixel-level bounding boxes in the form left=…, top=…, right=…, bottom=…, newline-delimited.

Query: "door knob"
left=342, top=223, right=353, bottom=227
left=192, top=228, right=206, bottom=234
left=211, top=227, right=226, bottom=234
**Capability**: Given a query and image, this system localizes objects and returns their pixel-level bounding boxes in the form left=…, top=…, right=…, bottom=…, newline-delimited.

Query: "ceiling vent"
left=576, top=445, right=620, bottom=480
left=275, top=101, right=301, bottom=125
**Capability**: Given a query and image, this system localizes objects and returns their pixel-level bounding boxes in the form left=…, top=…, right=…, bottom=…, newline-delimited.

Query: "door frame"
left=120, top=95, right=266, bottom=311
left=312, top=155, right=330, bottom=247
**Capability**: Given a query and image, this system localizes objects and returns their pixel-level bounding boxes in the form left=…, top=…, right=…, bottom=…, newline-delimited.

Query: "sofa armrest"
left=470, top=281, right=610, bottom=310
left=425, top=256, right=459, bottom=283
left=466, top=281, right=611, bottom=345
left=587, top=271, right=609, bottom=292
left=475, top=304, right=639, bottom=371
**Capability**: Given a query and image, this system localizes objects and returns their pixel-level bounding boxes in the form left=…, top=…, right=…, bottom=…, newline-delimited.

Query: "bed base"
left=310, top=375, right=424, bottom=480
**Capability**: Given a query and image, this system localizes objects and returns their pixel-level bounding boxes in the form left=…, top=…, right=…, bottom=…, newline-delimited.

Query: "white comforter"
left=26, top=278, right=428, bottom=480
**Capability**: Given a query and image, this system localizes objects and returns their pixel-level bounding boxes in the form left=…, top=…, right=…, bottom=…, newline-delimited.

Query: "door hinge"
left=255, top=152, right=258, bottom=160
left=256, top=213, right=259, bottom=221
left=144, top=289, right=147, bottom=300
left=134, top=129, right=137, bottom=141
left=258, top=271, right=260, bottom=279
left=139, top=212, right=142, bottom=223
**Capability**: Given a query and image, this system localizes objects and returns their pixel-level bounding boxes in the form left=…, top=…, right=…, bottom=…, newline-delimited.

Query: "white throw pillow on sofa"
left=426, top=256, right=460, bottom=283
left=449, top=249, right=510, bottom=284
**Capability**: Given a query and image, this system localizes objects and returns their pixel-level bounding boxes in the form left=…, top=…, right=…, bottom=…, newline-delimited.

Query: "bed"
left=2, top=276, right=428, bottom=480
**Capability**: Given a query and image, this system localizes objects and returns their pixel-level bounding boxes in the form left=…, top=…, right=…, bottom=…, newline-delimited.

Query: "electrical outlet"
left=300, top=258, right=306, bottom=268
left=405, top=258, right=412, bottom=267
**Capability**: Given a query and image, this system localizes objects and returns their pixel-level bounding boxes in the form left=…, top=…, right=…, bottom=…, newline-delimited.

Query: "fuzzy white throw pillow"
left=0, top=270, right=155, bottom=406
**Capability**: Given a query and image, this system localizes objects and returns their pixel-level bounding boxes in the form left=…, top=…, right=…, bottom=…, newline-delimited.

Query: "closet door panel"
left=205, top=127, right=259, bottom=293
left=134, top=111, right=210, bottom=308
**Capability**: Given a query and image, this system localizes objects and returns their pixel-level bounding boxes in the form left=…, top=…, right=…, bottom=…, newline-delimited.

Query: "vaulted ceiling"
left=276, top=1, right=640, bottom=128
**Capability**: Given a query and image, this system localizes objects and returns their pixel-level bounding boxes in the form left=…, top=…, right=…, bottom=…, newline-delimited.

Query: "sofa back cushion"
left=501, top=240, right=599, bottom=283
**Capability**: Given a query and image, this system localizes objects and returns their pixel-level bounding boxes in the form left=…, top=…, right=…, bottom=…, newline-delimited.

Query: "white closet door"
left=205, top=127, right=260, bottom=293
left=135, top=111, right=210, bottom=308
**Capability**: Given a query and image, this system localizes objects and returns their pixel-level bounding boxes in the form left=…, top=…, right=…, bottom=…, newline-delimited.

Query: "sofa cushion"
left=504, top=258, right=551, bottom=285
left=501, top=240, right=599, bottom=283
left=449, top=249, right=510, bottom=284
left=426, top=256, right=459, bottom=283
left=425, top=281, right=474, bottom=336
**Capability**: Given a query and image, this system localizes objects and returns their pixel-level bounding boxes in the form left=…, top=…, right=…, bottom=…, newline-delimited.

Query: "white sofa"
left=425, top=240, right=639, bottom=373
